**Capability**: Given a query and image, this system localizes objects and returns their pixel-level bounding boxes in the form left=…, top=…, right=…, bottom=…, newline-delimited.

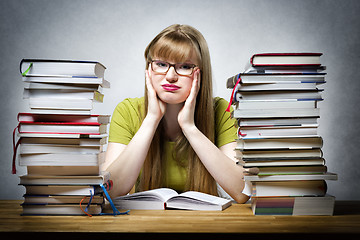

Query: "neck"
left=163, top=103, right=183, bottom=141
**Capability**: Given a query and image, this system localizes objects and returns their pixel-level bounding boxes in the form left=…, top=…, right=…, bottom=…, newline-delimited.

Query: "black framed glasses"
left=150, top=60, right=197, bottom=76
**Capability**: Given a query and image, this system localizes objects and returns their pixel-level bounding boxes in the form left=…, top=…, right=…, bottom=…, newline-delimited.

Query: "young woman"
left=103, top=24, right=250, bottom=203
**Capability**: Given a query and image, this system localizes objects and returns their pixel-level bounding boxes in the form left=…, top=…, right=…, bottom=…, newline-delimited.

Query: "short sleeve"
left=214, top=97, right=237, bottom=148
left=108, top=97, right=144, bottom=145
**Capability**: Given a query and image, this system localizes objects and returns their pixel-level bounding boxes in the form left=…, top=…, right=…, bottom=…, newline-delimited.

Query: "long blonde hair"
left=138, top=24, right=217, bottom=195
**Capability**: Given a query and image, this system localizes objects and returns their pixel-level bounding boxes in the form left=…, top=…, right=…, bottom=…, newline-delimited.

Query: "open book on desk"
left=113, top=188, right=232, bottom=211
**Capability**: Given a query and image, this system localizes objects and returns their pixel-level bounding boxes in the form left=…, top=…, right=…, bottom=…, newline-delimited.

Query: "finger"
left=145, top=69, right=156, bottom=97
left=195, top=68, right=201, bottom=87
left=243, top=167, right=260, bottom=175
left=194, top=69, right=201, bottom=92
left=188, top=69, right=201, bottom=101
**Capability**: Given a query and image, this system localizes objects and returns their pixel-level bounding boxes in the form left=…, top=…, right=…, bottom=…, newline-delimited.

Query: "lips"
left=162, top=84, right=180, bottom=91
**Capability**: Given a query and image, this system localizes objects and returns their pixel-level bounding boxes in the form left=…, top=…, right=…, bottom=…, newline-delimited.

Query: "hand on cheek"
left=145, top=67, right=166, bottom=121
left=188, top=69, right=201, bottom=101
left=178, top=69, right=201, bottom=130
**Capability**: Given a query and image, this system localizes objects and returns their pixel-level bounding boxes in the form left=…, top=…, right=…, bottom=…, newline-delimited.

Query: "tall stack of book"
left=15, top=59, right=113, bottom=215
left=226, top=53, right=338, bottom=215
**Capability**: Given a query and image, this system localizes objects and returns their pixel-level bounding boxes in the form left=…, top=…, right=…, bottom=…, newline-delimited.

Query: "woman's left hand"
left=178, top=68, right=201, bottom=131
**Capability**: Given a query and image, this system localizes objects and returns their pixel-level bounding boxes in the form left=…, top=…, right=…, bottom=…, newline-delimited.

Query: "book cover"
left=20, top=59, right=106, bottom=78
left=250, top=53, right=322, bottom=67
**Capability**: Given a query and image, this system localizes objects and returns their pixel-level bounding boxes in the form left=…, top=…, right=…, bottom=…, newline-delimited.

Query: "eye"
left=155, top=61, right=169, bottom=68
left=179, top=63, right=194, bottom=70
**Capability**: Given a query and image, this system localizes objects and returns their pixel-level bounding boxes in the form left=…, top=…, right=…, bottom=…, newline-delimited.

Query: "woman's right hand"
left=145, top=68, right=166, bottom=122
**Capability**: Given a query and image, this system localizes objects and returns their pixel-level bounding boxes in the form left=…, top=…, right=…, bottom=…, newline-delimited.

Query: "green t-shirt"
left=108, top=97, right=237, bottom=192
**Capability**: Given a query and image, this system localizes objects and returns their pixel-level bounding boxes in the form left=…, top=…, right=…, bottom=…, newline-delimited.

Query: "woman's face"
left=149, top=53, right=199, bottom=105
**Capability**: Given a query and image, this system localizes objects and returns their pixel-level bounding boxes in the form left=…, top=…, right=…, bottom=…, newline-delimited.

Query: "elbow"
left=230, top=180, right=250, bottom=204
left=233, top=193, right=250, bottom=204
left=108, top=183, right=135, bottom=200
left=108, top=188, right=128, bottom=200
left=108, top=189, right=120, bottom=200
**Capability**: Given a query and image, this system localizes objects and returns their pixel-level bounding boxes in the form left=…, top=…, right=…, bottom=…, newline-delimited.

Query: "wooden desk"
left=1, top=200, right=360, bottom=239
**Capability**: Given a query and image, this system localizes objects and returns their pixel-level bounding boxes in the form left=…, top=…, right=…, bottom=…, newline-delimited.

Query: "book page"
left=174, top=191, right=230, bottom=205
left=115, top=188, right=178, bottom=202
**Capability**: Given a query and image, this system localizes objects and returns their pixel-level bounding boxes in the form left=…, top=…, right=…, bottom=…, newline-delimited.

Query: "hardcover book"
left=250, top=53, right=322, bottom=67
left=20, top=59, right=106, bottom=78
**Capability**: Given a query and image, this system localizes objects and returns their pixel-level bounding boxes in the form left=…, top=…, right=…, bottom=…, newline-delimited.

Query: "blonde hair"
left=138, top=24, right=217, bottom=195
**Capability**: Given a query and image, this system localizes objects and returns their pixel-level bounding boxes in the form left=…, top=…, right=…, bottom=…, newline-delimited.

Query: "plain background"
left=0, top=0, right=359, bottom=200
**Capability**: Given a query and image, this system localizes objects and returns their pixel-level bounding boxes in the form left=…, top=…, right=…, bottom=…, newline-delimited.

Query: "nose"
left=165, top=66, right=178, bottom=83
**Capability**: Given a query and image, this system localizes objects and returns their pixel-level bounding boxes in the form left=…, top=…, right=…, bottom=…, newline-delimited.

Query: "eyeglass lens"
left=151, top=60, right=196, bottom=76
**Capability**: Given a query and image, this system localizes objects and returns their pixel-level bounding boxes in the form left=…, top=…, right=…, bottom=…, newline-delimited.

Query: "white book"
left=254, top=165, right=327, bottom=176
left=235, top=137, right=323, bottom=150
left=29, top=98, right=94, bottom=110
left=21, top=204, right=103, bottom=216
left=20, top=59, right=106, bottom=78
left=237, top=149, right=323, bottom=160
left=251, top=180, right=327, bottom=197
left=244, top=172, right=338, bottom=182
left=237, top=158, right=325, bottom=167
left=250, top=53, right=321, bottom=66
left=22, top=76, right=110, bottom=88
left=238, top=118, right=318, bottom=127
left=235, top=100, right=317, bottom=109
left=236, top=91, right=323, bottom=101
left=29, top=109, right=93, bottom=115
left=232, top=108, right=320, bottom=119
left=238, top=126, right=318, bottom=138
left=25, top=82, right=104, bottom=92
left=23, top=89, right=104, bottom=100
left=244, top=66, right=326, bottom=74
left=23, top=195, right=104, bottom=205
left=238, top=82, right=321, bottom=91
left=291, top=195, right=335, bottom=216
left=23, top=185, right=102, bottom=196
left=19, top=134, right=107, bottom=146
left=239, top=74, right=326, bottom=84
left=19, top=152, right=105, bottom=166
left=251, top=195, right=335, bottom=216
left=114, top=188, right=232, bottom=211
left=226, top=72, right=326, bottom=88
left=19, top=123, right=107, bottom=135
left=19, top=172, right=110, bottom=185
left=20, top=144, right=103, bottom=154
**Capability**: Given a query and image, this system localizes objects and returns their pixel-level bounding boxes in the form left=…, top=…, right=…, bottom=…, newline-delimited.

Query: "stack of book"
left=15, top=59, right=112, bottom=216
left=226, top=53, right=338, bottom=215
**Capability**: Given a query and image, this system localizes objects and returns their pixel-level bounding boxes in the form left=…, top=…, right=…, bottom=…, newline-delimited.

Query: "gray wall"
left=1, top=0, right=359, bottom=200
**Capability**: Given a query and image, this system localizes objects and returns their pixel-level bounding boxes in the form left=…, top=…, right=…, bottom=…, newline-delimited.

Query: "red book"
left=250, top=53, right=322, bottom=67
left=17, top=112, right=110, bottom=125
left=17, top=113, right=110, bottom=135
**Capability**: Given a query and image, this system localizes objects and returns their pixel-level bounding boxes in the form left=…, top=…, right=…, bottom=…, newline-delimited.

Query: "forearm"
left=105, top=116, right=160, bottom=197
left=182, top=126, right=248, bottom=203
